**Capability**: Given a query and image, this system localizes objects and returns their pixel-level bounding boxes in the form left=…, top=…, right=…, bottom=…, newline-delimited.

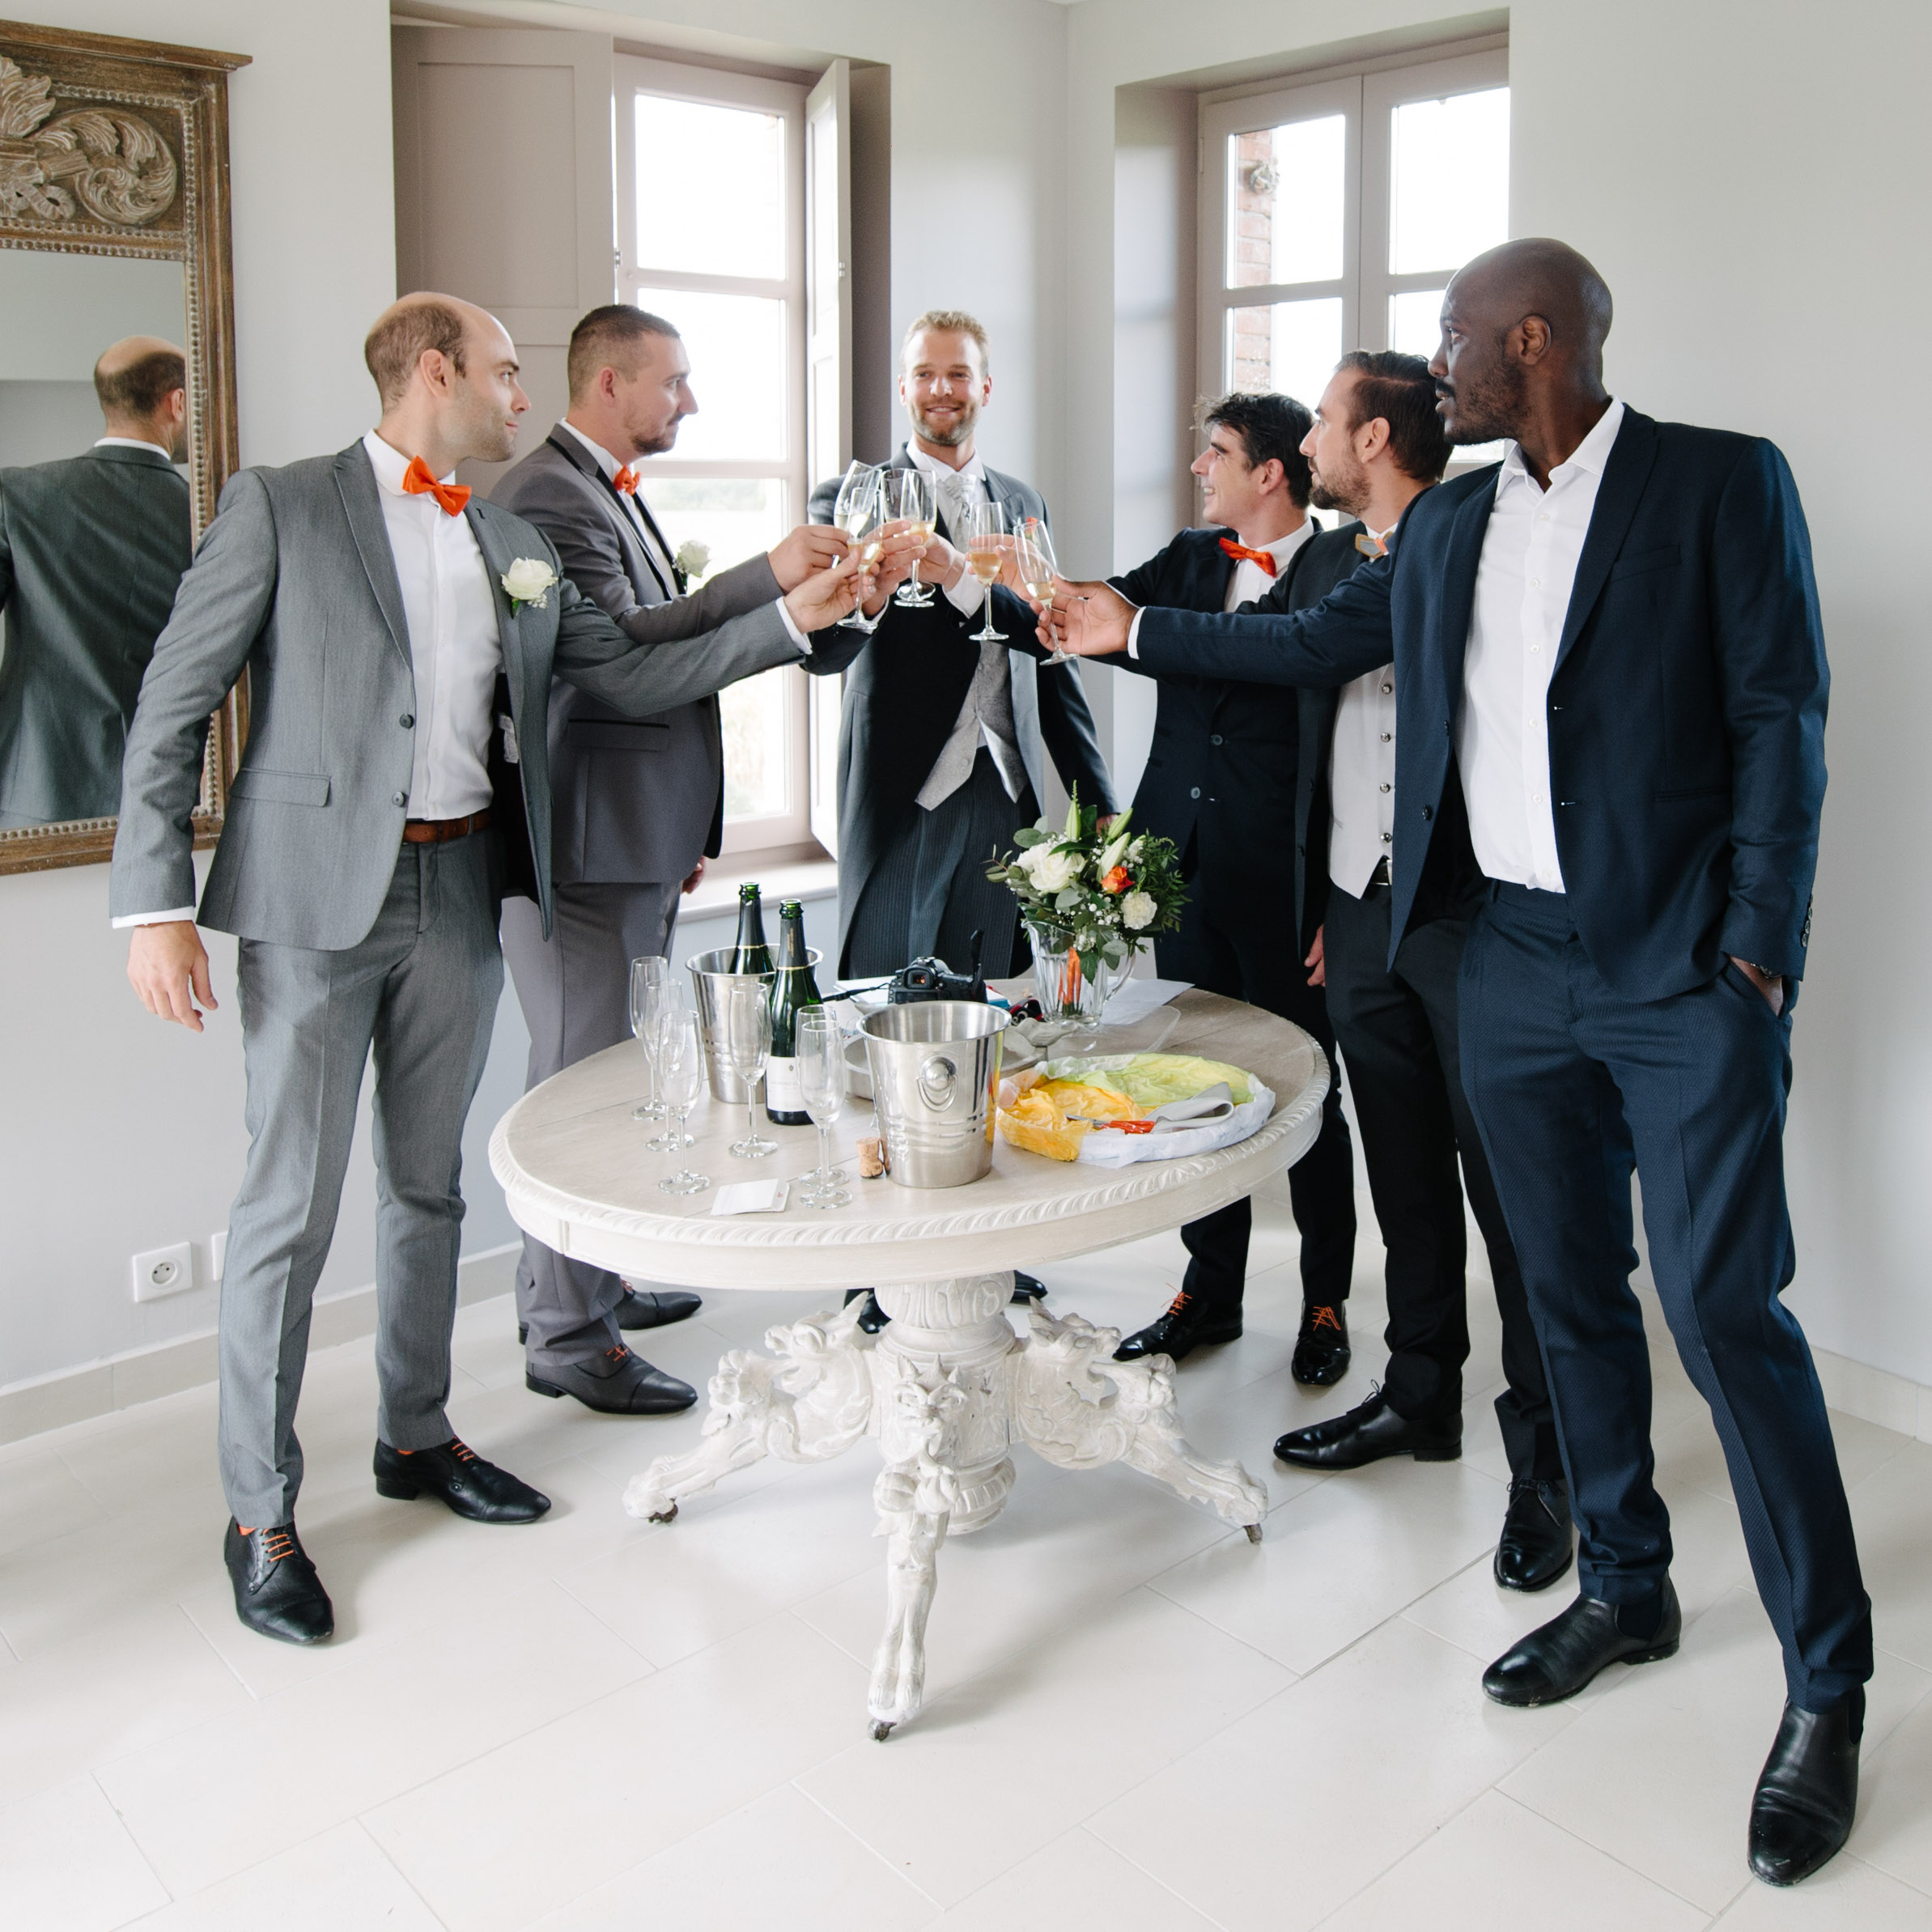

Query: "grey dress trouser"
left=499, top=878, right=680, bottom=1372
left=219, top=835, right=503, bottom=1527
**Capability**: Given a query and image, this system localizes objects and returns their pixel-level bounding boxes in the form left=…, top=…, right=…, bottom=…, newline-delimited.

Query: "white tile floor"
left=4, top=1177, right=1930, bottom=1930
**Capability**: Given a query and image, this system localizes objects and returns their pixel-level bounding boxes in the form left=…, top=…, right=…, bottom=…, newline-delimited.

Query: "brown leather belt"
left=402, top=809, right=491, bottom=845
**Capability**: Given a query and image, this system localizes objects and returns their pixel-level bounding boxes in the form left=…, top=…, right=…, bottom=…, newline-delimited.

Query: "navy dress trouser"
left=1459, top=882, right=1871, bottom=1710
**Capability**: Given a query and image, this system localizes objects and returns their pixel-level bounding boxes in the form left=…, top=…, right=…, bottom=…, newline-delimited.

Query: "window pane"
left=719, top=667, right=792, bottom=820
left=1389, top=86, right=1510, bottom=275
left=1225, top=297, right=1341, bottom=413
left=1389, top=288, right=1446, bottom=357
left=643, top=476, right=785, bottom=573
left=635, top=95, right=785, bottom=279
left=1227, top=114, right=1345, bottom=288
left=633, top=289, right=787, bottom=463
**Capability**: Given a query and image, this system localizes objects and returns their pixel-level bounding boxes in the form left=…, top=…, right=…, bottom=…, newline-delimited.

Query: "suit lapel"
left=333, top=444, right=414, bottom=676
left=546, top=430, right=672, bottom=601
left=464, top=503, right=531, bottom=711
left=1433, top=472, right=1500, bottom=714
left=1552, top=410, right=1660, bottom=675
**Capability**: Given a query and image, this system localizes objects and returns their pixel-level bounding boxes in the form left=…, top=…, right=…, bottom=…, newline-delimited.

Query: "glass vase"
left=1026, top=919, right=1121, bottom=1031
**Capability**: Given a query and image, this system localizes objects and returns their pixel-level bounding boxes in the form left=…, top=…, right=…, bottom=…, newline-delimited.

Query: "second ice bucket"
left=687, top=948, right=777, bottom=1103
left=862, top=1000, right=1008, bottom=1188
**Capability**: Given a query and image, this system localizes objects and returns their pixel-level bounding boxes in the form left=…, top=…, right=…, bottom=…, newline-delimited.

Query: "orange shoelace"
left=1307, top=1305, right=1344, bottom=1335
left=1164, top=1288, right=1191, bottom=1316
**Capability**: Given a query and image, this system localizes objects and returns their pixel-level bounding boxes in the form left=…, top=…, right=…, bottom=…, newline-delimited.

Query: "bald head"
left=363, top=291, right=528, bottom=471
left=1429, top=238, right=1614, bottom=457
left=95, top=335, right=188, bottom=457
left=363, top=292, right=505, bottom=410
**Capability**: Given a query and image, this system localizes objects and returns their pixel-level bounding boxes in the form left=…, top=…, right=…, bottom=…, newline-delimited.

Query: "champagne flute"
left=1013, top=516, right=1072, bottom=666
left=656, top=1009, right=710, bottom=1195
left=965, top=498, right=1008, bottom=644
left=644, top=985, right=693, bottom=1153
left=796, top=1008, right=850, bottom=1207
left=890, top=468, right=937, bottom=608
left=629, top=955, right=669, bottom=1121
left=833, top=462, right=881, bottom=630
left=724, top=978, right=777, bottom=1159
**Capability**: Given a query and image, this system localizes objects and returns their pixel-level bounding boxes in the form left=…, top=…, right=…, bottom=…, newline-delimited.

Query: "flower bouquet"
left=986, top=791, right=1187, bottom=1030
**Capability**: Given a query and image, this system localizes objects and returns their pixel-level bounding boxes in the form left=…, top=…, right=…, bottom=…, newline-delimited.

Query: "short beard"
left=1440, top=347, right=1528, bottom=446
left=1310, top=458, right=1368, bottom=519
left=912, top=401, right=976, bottom=448
left=635, top=422, right=680, bottom=456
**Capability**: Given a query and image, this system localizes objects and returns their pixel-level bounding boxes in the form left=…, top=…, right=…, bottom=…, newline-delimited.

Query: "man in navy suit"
left=1051, top=240, right=1869, bottom=1889
left=1102, top=393, right=1357, bottom=1382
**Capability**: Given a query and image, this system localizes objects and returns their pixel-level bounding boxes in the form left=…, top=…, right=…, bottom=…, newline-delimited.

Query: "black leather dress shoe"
left=1273, top=1386, right=1460, bottom=1468
left=1749, top=1688, right=1863, bottom=1886
left=375, top=1437, right=551, bottom=1522
left=1483, top=1580, right=1681, bottom=1706
left=1115, top=1289, right=1242, bottom=1363
left=1494, top=1479, right=1575, bottom=1592
left=1011, top=1272, right=1049, bottom=1304
left=519, top=1284, right=703, bottom=1344
left=223, top=1518, right=333, bottom=1645
left=525, top=1344, right=698, bottom=1415
left=1291, top=1301, right=1351, bottom=1385
left=843, top=1289, right=890, bottom=1334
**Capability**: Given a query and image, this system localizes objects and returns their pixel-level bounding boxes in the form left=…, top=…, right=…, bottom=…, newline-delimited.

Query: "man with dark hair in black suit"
left=1263, top=351, right=1573, bottom=1594
left=1101, top=393, right=1357, bottom=1382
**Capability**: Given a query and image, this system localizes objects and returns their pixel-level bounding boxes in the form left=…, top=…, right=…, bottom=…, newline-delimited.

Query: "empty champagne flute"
left=833, top=461, right=882, bottom=629
left=1014, top=515, right=1071, bottom=665
left=644, top=985, right=693, bottom=1153
left=656, top=1009, right=710, bottom=1195
left=723, top=978, right=777, bottom=1159
left=965, top=497, right=1009, bottom=643
left=796, top=1008, right=850, bottom=1207
left=629, top=954, right=669, bottom=1121
left=890, top=467, right=938, bottom=608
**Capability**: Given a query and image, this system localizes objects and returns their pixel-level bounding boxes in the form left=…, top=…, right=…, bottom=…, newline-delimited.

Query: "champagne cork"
left=857, top=1136, right=887, bottom=1178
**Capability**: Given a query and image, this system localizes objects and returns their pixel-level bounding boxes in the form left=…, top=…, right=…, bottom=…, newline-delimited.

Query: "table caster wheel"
left=1244, top=1522, right=1263, bottom=1544
left=648, top=1503, right=677, bottom=1524
left=870, top=1721, right=894, bottom=1742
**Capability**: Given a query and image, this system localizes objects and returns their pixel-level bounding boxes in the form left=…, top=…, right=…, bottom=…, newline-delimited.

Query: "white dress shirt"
left=555, top=418, right=806, bottom=650
left=94, top=435, right=176, bottom=460
left=1327, top=524, right=1399, bottom=897
left=113, top=431, right=503, bottom=928
left=1458, top=399, right=1625, bottom=893
left=1221, top=520, right=1316, bottom=611
left=909, top=443, right=993, bottom=618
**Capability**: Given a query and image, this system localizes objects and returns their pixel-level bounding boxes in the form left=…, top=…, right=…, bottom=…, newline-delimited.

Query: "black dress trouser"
left=1156, top=860, right=1356, bottom=1315
left=1323, top=877, right=1563, bottom=1484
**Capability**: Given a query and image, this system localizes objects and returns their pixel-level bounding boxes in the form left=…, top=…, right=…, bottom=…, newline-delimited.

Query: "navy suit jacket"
left=1133, top=409, right=1828, bottom=1001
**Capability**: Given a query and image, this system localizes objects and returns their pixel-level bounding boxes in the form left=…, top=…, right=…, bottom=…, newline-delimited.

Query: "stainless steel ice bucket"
left=687, top=948, right=777, bottom=1103
left=862, top=1000, right=1008, bottom=1188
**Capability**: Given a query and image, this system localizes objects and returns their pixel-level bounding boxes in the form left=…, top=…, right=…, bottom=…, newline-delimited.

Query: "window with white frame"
left=614, top=55, right=813, bottom=858
left=1200, top=49, right=1510, bottom=472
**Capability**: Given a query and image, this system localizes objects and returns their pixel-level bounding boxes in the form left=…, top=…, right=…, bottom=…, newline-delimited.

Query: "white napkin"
left=1095, top=976, right=1192, bottom=1027
left=709, top=1179, right=791, bottom=1216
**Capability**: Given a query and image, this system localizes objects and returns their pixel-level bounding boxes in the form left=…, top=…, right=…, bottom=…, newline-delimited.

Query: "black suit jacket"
left=1132, top=410, right=1827, bottom=1000
left=806, top=446, right=1115, bottom=967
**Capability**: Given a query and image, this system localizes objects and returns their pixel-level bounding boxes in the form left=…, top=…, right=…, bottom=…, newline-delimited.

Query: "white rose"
left=500, top=557, right=557, bottom=609
left=1027, top=845, right=1083, bottom=894
left=1120, top=890, right=1157, bottom=931
left=674, top=538, right=712, bottom=582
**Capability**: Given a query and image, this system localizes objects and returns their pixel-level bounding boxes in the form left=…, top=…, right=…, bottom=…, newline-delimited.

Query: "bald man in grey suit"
left=493, top=305, right=851, bottom=1416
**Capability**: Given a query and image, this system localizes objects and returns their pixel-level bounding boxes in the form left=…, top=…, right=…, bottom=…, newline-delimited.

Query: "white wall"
left=1063, top=0, right=1932, bottom=1382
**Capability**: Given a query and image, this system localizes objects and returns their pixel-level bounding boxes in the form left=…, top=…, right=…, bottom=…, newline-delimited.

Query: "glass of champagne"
left=629, top=955, right=669, bottom=1121
left=656, top=1009, right=710, bottom=1195
left=644, top=985, right=693, bottom=1153
left=796, top=1008, right=850, bottom=1207
left=966, top=498, right=1008, bottom=643
left=890, top=468, right=937, bottom=608
left=1014, top=515, right=1070, bottom=665
left=723, top=978, right=777, bottom=1159
left=833, top=462, right=881, bottom=630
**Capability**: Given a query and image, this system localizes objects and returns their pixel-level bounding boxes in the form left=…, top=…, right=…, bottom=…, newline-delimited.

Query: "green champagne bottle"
left=728, top=882, right=771, bottom=974
left=764, top=901, right=821, bottom=1126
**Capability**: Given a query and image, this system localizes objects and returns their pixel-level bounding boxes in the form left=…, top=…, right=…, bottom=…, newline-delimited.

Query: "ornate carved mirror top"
left=0, top=18, right=247, bottom=876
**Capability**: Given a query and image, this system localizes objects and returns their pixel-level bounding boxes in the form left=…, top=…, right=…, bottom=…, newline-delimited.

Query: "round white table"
left=490, top=989, right=1327, bottom=1737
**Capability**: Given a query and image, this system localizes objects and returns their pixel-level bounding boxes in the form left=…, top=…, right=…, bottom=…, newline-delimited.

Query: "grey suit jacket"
left=490, top=430, right=782, bottom=885
left=805, top=445, right=1115, bottom=968
left=0, top=444, right=192, bottom=823
left=110, top=440, right=800, bottom=948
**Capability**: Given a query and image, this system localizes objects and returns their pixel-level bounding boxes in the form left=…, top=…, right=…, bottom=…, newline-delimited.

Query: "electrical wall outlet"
left=133, top=1242, right=194, bottom=1302
left=210, top=1231, right=227, bottom=1283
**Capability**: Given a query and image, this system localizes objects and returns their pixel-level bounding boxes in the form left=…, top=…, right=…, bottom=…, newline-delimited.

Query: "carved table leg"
left=622, top=1301, right=874, bottom=1524
left=1012, top=1306, right=1268, bottom=1538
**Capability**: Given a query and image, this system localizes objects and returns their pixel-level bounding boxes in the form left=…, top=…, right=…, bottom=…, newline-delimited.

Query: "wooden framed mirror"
left=0, top=17, right=246, bottom=876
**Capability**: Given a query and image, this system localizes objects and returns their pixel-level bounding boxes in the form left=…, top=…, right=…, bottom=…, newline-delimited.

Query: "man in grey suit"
left=492, top=305, right=851, bottom=1414
left=0, top=336, right=192, bottom=826
left=113, top=293, right=862, bottom=1646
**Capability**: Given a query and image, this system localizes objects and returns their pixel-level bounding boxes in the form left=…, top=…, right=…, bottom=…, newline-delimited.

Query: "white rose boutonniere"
left=501, top=557, right=558, bottom=613
left=673, top=538, right=711, bottom=586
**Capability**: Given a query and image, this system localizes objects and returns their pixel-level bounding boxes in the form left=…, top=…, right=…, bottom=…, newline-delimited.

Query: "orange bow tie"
left=401, top=456, right=470, bottom=516
left=1219, top=537, right=1278, bottom=577
left=611, top=465, right=639, bottom=495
